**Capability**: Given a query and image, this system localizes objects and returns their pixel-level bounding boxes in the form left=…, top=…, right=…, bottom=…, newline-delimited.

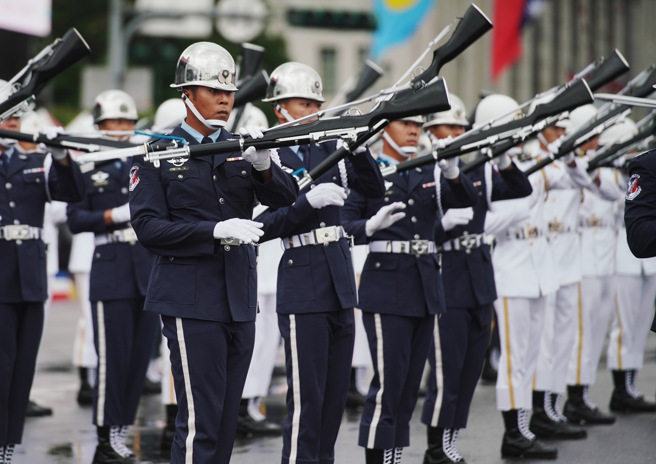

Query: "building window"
left=320, top=47, right=337, bottom=94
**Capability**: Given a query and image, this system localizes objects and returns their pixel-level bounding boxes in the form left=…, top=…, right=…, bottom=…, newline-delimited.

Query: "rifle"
left=461, top=49, right=631, bottom=173
left=228, top=43, right=267, bottom=132
left=343, top=60, right=385, bottom=105
left=586, top=112, right=656, bottom=171
left=384, top=79, right=594, bottom=176
left=237, top=43, right=265, bottom=84
left=76, top=77, right=451, bottom=165
left=523, top=65, right=656, bottom=176
left=1, top=28, right=91, bottom=121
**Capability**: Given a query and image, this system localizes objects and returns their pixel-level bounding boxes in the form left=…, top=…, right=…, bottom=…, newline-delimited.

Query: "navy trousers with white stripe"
left=91, top=299, right=158, bottom=426
left=162, top=316, right=255, bottom=464
left=278, top=310, right=354, bottom=464
left=359, top=312, right=434, bottom=449
left=422, top=304, right=492, bottom=429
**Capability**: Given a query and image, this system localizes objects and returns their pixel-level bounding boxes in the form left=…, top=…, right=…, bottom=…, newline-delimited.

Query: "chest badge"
left=90, top=171, right=110, bottom=187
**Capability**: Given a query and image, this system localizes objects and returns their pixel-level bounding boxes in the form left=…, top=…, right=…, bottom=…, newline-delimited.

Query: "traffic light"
left=286, top=8, right=377, bottom=31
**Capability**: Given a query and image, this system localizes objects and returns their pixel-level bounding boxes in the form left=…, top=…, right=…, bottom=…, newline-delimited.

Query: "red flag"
left=491, top=0, right=527, bottom=81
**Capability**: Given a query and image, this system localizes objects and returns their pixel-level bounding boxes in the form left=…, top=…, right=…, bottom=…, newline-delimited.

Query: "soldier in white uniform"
left=604, top=120, right=656, bottom=413
left=564, top=112, right=620, bottom=426
left=484, top=94, right=592, bottom=459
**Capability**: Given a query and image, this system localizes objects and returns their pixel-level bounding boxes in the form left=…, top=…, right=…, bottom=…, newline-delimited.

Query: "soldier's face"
left=0, top=116, right=20, bottom=131
left=386, top=120, right=422, bottom=147
left=276, top=98, right=322, bottom=124
left=98, top=119, right=136, bottom=140
left=187, top=86, right=234, bottom=123
left=427, top=124, right=466, bottom=140
left=542, top=125, right=566, bottom=145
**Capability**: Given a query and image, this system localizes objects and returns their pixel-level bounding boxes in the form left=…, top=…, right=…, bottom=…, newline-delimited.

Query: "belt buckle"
left=458, top=234, right=478, bottom=252
left=527, top=227, right=538, bottom=238
left=548, top=221, right=563, bottom=232
left=590, top=216, right=601, bottom=227
left=4, top=224, right=30, bottom=240
left=220, top=238, right=241, bottom=246
left=122, top=227, right=138, bottom=242
left=410, top=239, right=429, bottom=255
left=315, top=226, right=337, bottom=245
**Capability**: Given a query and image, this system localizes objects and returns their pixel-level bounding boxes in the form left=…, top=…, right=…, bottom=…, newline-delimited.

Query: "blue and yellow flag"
left=371, top=0, right=437, bottom=60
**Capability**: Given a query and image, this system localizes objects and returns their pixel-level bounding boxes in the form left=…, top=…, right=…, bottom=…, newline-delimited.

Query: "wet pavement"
left=14, top=298, right=656, bottom=463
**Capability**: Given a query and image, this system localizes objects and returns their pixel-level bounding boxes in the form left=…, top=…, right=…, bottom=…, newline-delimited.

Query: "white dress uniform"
left=569, top=168, right=621, bottom=386
left=485, top=156, right=590, bottom=412
left=69, top=231, right=98, bottom=369
left=611, top=201, right=656, bottom=372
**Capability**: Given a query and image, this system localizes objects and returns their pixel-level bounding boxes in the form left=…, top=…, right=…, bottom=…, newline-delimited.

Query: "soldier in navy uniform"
left=0, top=81, right=85, bottom=464
left=256, top=61, right=385, bottom=464
left=129, top=42, right=298, bottom=464
left=341, top=113, right=479, bottom=464
left=419, top=95, right=532, bottom=464
left=67, top=89, right=160, bottom=464
left=625, top=148, right=656, bottom=338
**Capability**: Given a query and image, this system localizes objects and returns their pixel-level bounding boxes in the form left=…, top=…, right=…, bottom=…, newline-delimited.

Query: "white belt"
left=369, top=239, right=437, bottom=256
left=579, top=218, right=612, bottom=229
left=505, top=227, right=543, bottom=240
left=0, top=224, right=42, bottom=241
left=441, top=233, right=487, bottom=252
left=548, top=221, right=572, bottom=233
left=283, top=226, right=347, bottom=248
left=95, top=226, right=138, bottom=246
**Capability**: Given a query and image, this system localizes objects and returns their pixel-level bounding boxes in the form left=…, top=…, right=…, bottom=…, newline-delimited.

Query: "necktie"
left=299, top=145, right=309, bottom=165
left=0, top=152, right=7, bottom=177
left=201, top=136, right=213, bottom=145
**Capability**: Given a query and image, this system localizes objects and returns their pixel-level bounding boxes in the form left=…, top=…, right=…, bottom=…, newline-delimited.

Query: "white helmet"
left=400, top=115, right=425, bottom=124
left=171, top=42, right=238, bottom=92
left=474, top=94, right=521, bottom=128
left=92, top=90, right=138, bottom=124
left=598, top=117, right=638, bottom=146
left=152, top=98, right=186, bottom=133
left=566, top=104, right=597, bottom=135
left=263, top=62, right=325, bottom=103
left=424, top=93, right=468, bottom=128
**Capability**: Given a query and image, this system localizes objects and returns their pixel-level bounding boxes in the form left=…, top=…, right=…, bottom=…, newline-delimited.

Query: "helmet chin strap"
left=382, top=130, right=416, bottom=159
left=182, top=94, right=226, bottom=130
left=275, top=104, right=296, bottom=123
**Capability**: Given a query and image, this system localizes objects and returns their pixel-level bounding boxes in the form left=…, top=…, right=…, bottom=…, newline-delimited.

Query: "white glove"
left=562, top=151, right=576, bottom=164
left=213, top=218, right=264, bottom=243
left=240, top=126, right=271, bottom=171
left=110, top=203, right=131, bottom=224
left=431, top=135, right=452, bottom=151
left=242, top=146, right=271, bottom=171
left=493, top=152, right=512, bottom=170
left=438, top=157, right=459, bottom=180
left=365, top=202, right=406, bottom=236
left=441, top=207, right=474, bottom=231
left=41, top=125, right=64, bottom=140
left=305, top=183, right=347, bottom=209
left=546, top=137, right=563, bottom=155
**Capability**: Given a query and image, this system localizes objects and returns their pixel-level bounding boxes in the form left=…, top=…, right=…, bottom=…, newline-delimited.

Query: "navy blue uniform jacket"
left=1, top=149, right=85, bottom=302
left=341, top=164, right=478, bottom=317
left=257, top=142, right=385, bottom=314
left=129, top=126, right=298, bottom=323
left=435, top=163, right=532, bottom=308
left=67, top=159, right=153, bottom=301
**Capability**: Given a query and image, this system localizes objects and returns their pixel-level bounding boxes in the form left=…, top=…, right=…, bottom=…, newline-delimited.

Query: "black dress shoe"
left=236, top=413, right=282, bottom=436
left=530, top=410, right=586, bottom=439
left=26, top=400, right=53, bottom=417
left=610, top=389, right=656, bottom=413
left=501, top=430, right=557, bottom=459
left=346, top=387, right=366, bottom=409
left=92, top=438, right=138, bottom=464
left=564, top=399, right=616, bottom=425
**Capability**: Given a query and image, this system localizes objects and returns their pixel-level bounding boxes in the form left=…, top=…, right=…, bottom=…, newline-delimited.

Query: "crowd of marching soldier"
left=2, top=8, right=656, bottom=464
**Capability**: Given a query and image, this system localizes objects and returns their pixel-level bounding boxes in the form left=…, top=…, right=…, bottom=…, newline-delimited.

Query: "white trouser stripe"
left=367, top=314, right=385, bottom=448
left=431, top=317, right=444, bottom=426
left=96, top=301, right=107, bottom=425
left=176, top=318, right=196, bottom=464
left=289, top=315, right=301, bottom=464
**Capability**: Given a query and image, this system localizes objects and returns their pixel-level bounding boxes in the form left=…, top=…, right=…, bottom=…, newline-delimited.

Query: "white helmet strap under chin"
left=182, top=94, right=226, bottom=130
left=275, top=104, right=296, bottom=123
left=382, top=130, right=415, bottom=158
